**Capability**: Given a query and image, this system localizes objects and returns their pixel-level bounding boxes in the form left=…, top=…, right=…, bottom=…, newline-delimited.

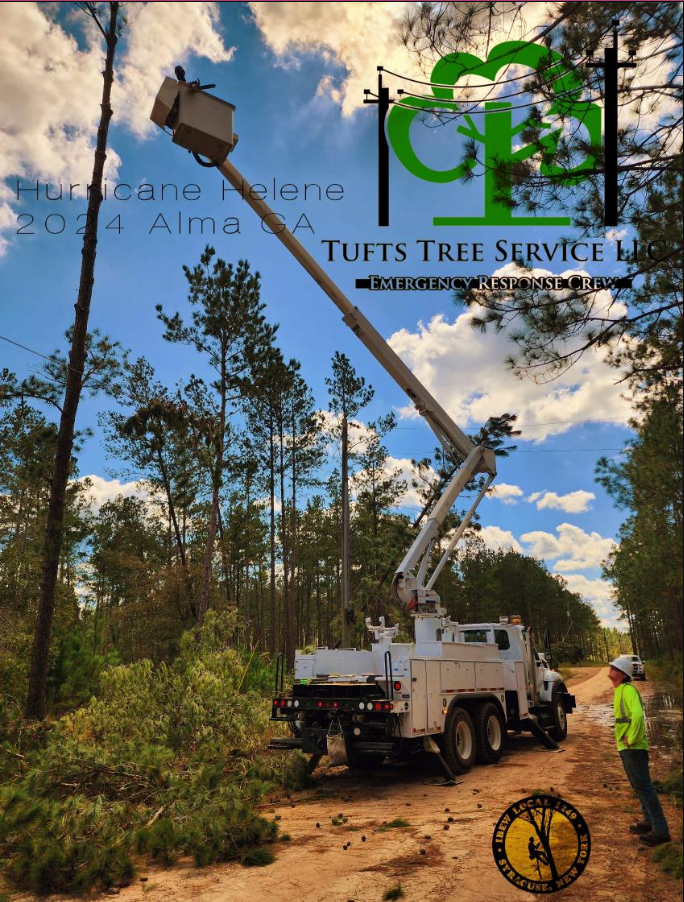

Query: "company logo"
left=492, top=794, right=591, bottom=893
left=385, top=41, right=601, bottom=227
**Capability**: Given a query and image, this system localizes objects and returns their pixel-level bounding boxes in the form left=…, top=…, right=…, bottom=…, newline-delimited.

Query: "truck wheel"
left=547, top=682, right=568, bottom=741
left=474, top=702, right=506, bottom=764
left=440, top=706, right=477, bottom=774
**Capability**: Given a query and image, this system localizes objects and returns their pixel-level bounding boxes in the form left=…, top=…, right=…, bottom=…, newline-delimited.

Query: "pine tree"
left=156, top=248, right=277, bottom=627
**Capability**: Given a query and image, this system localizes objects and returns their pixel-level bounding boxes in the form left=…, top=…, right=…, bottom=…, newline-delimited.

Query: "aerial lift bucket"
left=151, top=77, right=237, bottom=163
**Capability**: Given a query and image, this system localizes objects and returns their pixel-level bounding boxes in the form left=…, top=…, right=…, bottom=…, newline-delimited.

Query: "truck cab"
left=456, top=620, right=565, bottom=725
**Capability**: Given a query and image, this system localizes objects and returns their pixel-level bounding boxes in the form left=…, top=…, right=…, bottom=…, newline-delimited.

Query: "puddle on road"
left=577, top=691, right=683, bottom=756
left=645, top=692, right=683, bottom=755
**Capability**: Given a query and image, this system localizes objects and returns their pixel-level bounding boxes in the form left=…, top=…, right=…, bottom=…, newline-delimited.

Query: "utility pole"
left=588, top=19, right=636, bottom=226
left=364, top=67, right=393, bottom=227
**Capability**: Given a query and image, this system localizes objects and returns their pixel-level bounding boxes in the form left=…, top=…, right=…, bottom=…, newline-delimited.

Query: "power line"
left=391, top=91, right=599, bottom=116
left=386, top=447, right=626, bottom=455
left=0, top=332, right=81, bottom=376
left=393, top=416, right=630, bottom=429
left=395, top=77, right=596, bottom=106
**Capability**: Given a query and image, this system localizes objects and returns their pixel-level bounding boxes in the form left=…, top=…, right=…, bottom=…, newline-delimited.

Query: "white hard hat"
left=610, top=657, right=633, bottom=678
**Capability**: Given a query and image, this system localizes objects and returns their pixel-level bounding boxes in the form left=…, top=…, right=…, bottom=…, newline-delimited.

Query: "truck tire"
left=473, top=702, right=506, bottom=764
left=547, top=682, right=568, bottom=741
left=440, top=706, right=477, bottom=774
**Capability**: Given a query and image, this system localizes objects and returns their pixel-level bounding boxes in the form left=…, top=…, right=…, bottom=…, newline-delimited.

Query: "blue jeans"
left=619, top=749, right=669, bottom=836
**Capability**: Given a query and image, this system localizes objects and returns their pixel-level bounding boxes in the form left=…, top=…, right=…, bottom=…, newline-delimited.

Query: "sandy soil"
left=55, top=668, right=683, bottom=902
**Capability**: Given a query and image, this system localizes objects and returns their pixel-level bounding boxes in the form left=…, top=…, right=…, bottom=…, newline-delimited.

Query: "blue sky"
left=1, top=2, right=647, bottom=627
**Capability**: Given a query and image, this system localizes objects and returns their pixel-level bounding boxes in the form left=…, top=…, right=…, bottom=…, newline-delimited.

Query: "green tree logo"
left=387, top=41, right=601, bottom=226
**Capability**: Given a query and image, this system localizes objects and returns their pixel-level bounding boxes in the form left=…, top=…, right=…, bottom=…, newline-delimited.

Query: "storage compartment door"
left=410, top=660, right=427, bottom=736
left=426, top=660, right=442, bottom=733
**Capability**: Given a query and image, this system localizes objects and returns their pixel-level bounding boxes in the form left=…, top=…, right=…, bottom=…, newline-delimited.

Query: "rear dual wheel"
left=473, top=702, right=506, bottom=764
left=439, top=707, right=477, bottom=774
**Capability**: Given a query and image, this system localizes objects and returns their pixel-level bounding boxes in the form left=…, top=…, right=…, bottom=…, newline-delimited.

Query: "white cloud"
left=527, top=490, right=595, bottom=513
left=520, top=523, right=615, bottom=572
left=0, top=3, right=122, bottom=194
left=78, top=474, right=146, bottom=513
left=561, top=573, right=619, bottom=627
left=487, top=483, right=524, bottom=505
left=0, top=2, right=234, bottom=252
left=249, top=1, right=411, bottom=117
left=475, top=525, right=522, bottom=553
left=388, top=271, right=632, bottom=442
left=248, top=1, right=550, bottom=117
left=117, top=2, right=235, bottom=138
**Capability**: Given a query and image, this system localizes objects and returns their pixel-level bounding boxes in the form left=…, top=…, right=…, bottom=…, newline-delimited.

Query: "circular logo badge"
left=492, top=795, right=590, bottom=893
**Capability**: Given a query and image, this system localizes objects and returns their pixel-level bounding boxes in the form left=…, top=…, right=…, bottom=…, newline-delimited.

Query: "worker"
left=608, top=658, right=670, bottom=846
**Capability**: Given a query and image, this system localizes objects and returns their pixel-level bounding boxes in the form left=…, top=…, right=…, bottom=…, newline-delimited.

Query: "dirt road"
left=90, top=668, right=682, bottom=902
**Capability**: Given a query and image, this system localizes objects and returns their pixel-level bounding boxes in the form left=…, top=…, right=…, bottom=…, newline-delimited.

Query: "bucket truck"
left=150, top=76, right=576, bottom=779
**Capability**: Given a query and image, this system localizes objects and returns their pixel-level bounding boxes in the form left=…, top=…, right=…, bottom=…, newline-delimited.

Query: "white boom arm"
left=150, top=78, right=496, bottom=614
left=218, top=159, right=496, bottom=613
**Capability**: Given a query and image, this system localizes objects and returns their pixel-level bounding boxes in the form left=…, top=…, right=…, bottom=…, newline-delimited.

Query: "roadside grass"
left=651, top=844, right=683, bottom=880
left=653, top=770, right=683, bottom=806
left=241, top=848, right=276, bottom=868
left=645, top=657, right=683, bottom=702
left=378, top=818, right=410, bottom=832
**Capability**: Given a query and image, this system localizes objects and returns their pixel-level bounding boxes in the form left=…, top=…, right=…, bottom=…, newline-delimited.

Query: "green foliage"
left=651, top=844, right=683, bottom=880
left=241, top=848, right=275, bottom=868
left=383, top=883, right=405, bottom=900
left=653, top=770, right=683, bottom=807
left=598, top=393, right=683, bottom=658
left=47, top=621, right=121, bottom=711
left=553, top=644, right=585, bottom=666
left=442, top=541, right=600, bottom=646
left=378, top=818, right=410, bottom=832
left=280, top=752, right=311, bottom=792
left=0, top=612, right=279, bottom=895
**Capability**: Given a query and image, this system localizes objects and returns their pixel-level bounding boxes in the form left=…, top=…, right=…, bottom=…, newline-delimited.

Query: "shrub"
left=653, top=769, right=683, bottom=806
left=0, top=611, right=280, bottom=895
left=651, top=844, right=683, bottom=880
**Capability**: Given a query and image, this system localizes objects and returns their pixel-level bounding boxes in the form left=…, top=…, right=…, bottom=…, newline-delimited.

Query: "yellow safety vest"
left=614, top=681, right=648, bottom=751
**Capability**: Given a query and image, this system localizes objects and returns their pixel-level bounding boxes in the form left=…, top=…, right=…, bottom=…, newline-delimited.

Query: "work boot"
left=629, top=822, right=652, bottom=835
left=639, top=832, right=671, bottom=847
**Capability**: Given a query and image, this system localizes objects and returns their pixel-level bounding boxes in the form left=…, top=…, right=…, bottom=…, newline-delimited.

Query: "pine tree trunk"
left=268, top=416, right=277, bottom=653
left=279, top=417, right=292, bottom=666
left=25, top=2, right=119, bottom=720
left=290, top=402, right=299, bottom=651
left=198, top=484, right=220, bottom=627
left=341, top=414, right=349, bottom=646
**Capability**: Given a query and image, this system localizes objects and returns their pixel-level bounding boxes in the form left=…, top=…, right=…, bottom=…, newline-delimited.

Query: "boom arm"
left=149, top=78, right=496, bottom=614
left=217, top=159, right=496, bottom=612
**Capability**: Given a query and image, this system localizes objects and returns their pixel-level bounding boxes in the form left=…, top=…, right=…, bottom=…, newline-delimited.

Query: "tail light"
left=393, top=681, right=402, bottom=691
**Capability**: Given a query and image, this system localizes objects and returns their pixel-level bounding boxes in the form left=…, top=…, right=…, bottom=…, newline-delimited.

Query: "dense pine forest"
left=0, top=244, right=611, bottom=710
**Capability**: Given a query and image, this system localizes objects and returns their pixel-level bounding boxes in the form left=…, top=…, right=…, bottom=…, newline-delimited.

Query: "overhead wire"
left=0, top=332, right=82, bottom=376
